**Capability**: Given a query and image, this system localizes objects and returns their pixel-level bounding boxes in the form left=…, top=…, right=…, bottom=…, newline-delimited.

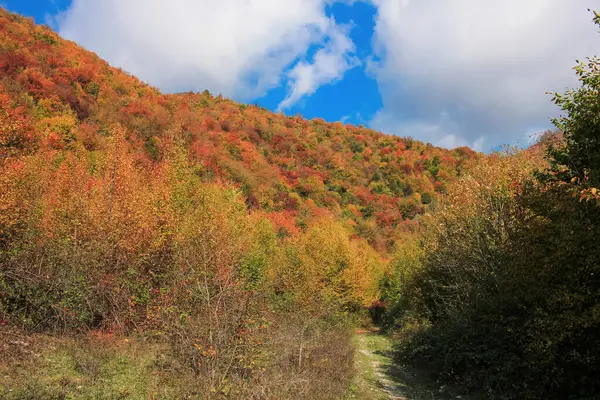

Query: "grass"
left=1, top=326, right=457, bottom=400
left=0, top=331, right=174, bottom=399
left=1, top=325, right=356, bottom=399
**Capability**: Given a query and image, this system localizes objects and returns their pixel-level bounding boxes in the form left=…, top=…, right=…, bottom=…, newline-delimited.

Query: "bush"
left=0, top=130, right=369, bottom=398
left=383, top=149, right=600, bottom=398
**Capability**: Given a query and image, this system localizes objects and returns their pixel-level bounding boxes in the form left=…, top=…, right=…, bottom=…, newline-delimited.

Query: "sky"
left=2, top=0, right=599, bottom=152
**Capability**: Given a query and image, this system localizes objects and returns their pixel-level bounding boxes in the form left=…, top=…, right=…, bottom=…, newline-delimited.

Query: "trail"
left=351, top=328, right=454, bottom=400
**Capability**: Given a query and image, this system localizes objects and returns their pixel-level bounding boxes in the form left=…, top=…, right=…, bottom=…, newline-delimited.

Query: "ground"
left=0, top=329, right=170, bottom=399
left=1, top=326, right=460, bottom=399
left=349, top=327, right=458, bottom=400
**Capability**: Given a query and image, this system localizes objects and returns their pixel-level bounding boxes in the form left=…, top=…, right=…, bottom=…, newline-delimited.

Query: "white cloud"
left=368, top=0, right=600, bottom=150
left=57, top=0, right=356, bottom=103
left=277, top=20, right=359, bottom=110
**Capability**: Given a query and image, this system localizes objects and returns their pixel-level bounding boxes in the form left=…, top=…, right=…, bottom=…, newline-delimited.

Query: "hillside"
left=0, top=8, right=478, bottom=399
left=0, top=8, right=476, bottom=253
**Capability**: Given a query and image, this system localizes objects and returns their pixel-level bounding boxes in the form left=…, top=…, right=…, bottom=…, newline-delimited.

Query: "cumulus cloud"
left=277, top=21, right=359, bottom=110
left=57, top=0, right=356, bottom=105
left=368, top=0, right=600, bottom=150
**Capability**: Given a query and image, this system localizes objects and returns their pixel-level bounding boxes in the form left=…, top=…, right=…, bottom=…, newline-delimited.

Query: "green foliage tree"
left=420, top=192, right=433, bottom=204
left=546, top=10, right=600, bottom=201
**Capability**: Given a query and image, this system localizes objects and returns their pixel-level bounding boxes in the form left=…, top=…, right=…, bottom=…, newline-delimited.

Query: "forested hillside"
left=0, top=8, right=476, bottom=254
left=0, top=8, right=473, bottom=399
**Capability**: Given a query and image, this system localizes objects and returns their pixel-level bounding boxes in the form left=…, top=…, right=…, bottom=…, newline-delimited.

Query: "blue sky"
left=256, top=2, right=382, bottom=127
left=3, top=0, right=599, bottom=151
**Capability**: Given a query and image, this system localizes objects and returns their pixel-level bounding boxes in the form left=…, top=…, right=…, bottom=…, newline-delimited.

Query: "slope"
left=0, top=8, right=478, bottom=254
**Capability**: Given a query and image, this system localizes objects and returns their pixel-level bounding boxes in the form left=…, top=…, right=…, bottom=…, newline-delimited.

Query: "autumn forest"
left=1, top=7, right=600, bottom=400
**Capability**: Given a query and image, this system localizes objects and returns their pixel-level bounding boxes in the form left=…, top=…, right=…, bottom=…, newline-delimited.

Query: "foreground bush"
left=0, top=127, right=381, bottom=398
left=383, top=146, right=600, bottom=398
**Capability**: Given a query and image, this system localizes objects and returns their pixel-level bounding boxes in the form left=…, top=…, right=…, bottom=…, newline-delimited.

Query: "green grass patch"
left=0, top=335, right=173, bottom=399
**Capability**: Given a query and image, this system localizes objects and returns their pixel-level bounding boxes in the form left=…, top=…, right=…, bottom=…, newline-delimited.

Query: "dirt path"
left=350, top=328, right=455, bottom=400
left=355, top=331, right=408, bottom=400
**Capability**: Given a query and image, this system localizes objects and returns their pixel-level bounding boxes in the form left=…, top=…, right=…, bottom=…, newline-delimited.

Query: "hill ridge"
left=0, top=7, right=478, bottom=252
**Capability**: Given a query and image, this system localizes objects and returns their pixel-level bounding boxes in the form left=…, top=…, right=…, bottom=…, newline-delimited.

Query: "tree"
left=546, top=10, right=600, bottom=201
